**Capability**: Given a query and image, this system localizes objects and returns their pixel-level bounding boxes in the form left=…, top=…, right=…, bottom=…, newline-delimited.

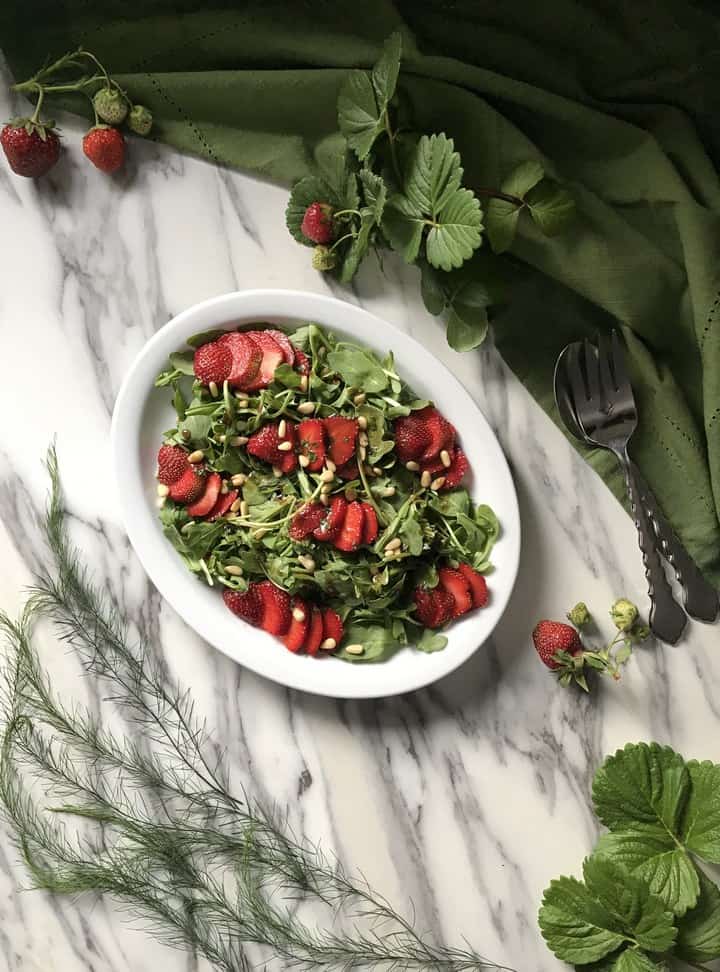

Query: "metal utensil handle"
left=620, top=451, right=687, bottom=644
left=633, top=462, right=719, bottom=623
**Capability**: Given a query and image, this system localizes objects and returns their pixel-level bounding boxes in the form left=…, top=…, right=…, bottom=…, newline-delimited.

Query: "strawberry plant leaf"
left=419, top=260, right=446, bottom=315
left=338, top=32, right=402, bottom=161
left=502, top=159, right=545, bottom=197
left=382, top=194, right=425, bottom=263
left=403, top=133, right=463, bottom=216
left=525, top=179, right=575, bottom=235
left=675, top=868, right=720, bottom=963
left=286, top=175, right=339, bottom=246
left=359, top=168, right=386, bottom=222
left=316, top=142, right=361, bottom=211
left=539, top=874, right=629, bottom=964
left=446, top=301, right=488, bottom=352
left=339, top=209, right=376, bottom=283
left=425, top=187, right=483, bottom=271
left=682, top=760, right=720, bottom=863
left=371, top=32, right=402, bottom=113
left=484, top=160, right=544, bottom=254
left=611, top=950, right=667, bottom=972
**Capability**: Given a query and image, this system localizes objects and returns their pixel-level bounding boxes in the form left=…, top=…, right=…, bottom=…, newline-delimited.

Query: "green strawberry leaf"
left=419, top=260, right=446, bottom=315
left=539, top=874, right=628, bottom=964
left=359, top=168, right=387, bottom=222
left=595, top=832, right=699, bottom=916
left=611, top=950, right=667, bottom=972
left=382, top=194, right=425, bottom=263
left=446, top=300, right=488, bottom=352
left=682, top=760, right=720, bottom=863
left=525, top=179, right=575, bottom=235
left=425, top=187, right=483, bottom=271
left=286, top=175, right=339, bottom=246
left=339, top=209, right=376, bottom=283
left=338, top=32, right=402, bottom=161
left=403, top=133, right=463, bottom=216
left=485, top=160, right=544, bottom=253
left=316, top=142, right=361, bottom=211
left=675, top=868, right=720, bottom=963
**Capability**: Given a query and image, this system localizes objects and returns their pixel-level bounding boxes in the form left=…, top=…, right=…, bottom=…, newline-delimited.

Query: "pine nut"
left=157, top=483, right=169, bottom=497
left=292, top=606, right=306, bottom=623
left=230, top=497, right=242, bottom=512
left=320, top=469, right=334, bottom=483
left=372, top=467, right=382, bottom=476
left=431, top=476, right=446, bottom=491
left=405, top=460, right=420, bottom=472
left=353, top=393, right=366, bottom=405
left=359, top=446, right=367, bottom=461
left=344, top=488, right=357, bottom=502
left=385, top=537, right=402, bottom=551
left=298, top=555, right=316, bottom=571
left=299, top=375, right=308, bottom=391
left=238, top=398, right=249, bottom=408
left=325, top=459, right=337, bottom=473
left=221, top=482, right=229, bottom=494
left=298, top=454, right=310, bottom=468
left=239, top=500, right=249, bottom=516
left=381, top=485, right=396, bottom=498
left=357, top=415, right=368, bottom=429
left=252, top=528, right=268, bottom=540
left=208, top=380, right=219, bottom=397
left=321, top=483, right=332, bottom=495
left=273, top=466, right=283, bottom=478
left=320, top=492, right=330, bottom=506
left=231, top=473, right=247, bottom=486
left=230, top=436, right=248, bottom=447
left=218, top=434, right=227, bottom=444
left=155, top=496, right=166, bottom=508
left=278, top=441, right=293, bottom=452
left=298, top=401, right=316, bottom=415
left=359, top=431, right=369, bottom=447
left=278, top=419, right=287, bottom=438
left=181, top=428, right=191, bottom=441
left=320, top=637, right=336, bottom=651
left=225, top=564, right=243, bottom=576
left=440, top=449, right=452, bottom=468
left=420, top=470, right=432, bottom=488
left=345, top=643, right=364, bottom=655
left=188, top=450, right=204, bottom=463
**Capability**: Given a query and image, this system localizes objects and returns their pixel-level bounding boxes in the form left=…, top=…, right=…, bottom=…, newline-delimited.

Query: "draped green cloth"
left=5, top=1, right=720, bottom=584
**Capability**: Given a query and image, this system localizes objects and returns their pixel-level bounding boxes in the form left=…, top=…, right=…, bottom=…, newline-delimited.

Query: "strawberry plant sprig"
left=3, top=47, right=153, bottom=177
left=285, top=32, right=575, bottom=351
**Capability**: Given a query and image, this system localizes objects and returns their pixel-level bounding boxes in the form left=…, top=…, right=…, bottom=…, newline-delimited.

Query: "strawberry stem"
left=384, top=110, right=401, bottom=183
left=29, top=84, right=44, bottom=124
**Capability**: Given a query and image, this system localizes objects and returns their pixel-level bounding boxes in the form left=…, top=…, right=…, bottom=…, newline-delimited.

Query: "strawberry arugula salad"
left=154, top=323, right=499, bottom=662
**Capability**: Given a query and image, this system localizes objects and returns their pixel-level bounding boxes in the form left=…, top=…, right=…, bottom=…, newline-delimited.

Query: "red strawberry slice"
left=419, top=455, right=446, bottom=477
left=324, top=417, right=358, bottom=466
left=336, top=459, right=360, bottom=481
left=394, top=413, right=430, bottom=462
left=205, top=488, right=238, bottom=521
left=283, top=597, right=310, bottom=652
left=218, top=332, right=262, bottom=388
left=297, top=419, right=325, bottom=472
left=289, top=501, right=326, bottom=540
left=360, top=503, right=378, bottom=545
left=244, top=331, right=285, bottom=390
left=193, top=340, right=232, bottom=385
left=417, top=407, right=456, bottom=462
left=313, top=496, right=347, bottom=542
left=223, top=586, right=263, bottom=626
left=157, top=444, right=189, bottom=485
left=414, top=588, right=454, bottom=628
left=321, top=608, right=343, bottom=647
left=305, top=606, right=325, bottom=656
left=458, top=563, right=489, bottom=608
left=168, top=466, right=205, bottom=503
left=247, top=424, right=282, bottom=464
left=438, top=566, right=472, bottom=617
left=433, top=589, right=455, bottom=625
left=294, top=348, right=311, bottom=375
left=441, top=448, right=469, bottom=490
left=186, top=472, right=222, bottom=517
left=263, top=329, right=295, bottom=365
left=280, top=452, right=298, bottom=473
left=255, top=580, right=292, bottom=636
left=334, top=501, right=365, bottom=552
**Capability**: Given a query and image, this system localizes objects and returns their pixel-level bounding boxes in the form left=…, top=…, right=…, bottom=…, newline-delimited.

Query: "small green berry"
left=610, top=598, right=639, bottom=632
left=567, top=602, right=591, bottom=628
left=93, top=87, right=128, bottom=125
left=312, top=244, right=336, bottom=272
left=128, top=104, right=153, bottom=136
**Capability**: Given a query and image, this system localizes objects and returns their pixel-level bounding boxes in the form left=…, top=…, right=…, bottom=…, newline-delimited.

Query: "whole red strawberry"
left=532, top=620, right=583, bottom=670
left=1, top=120, right=61, bottom=177
left=301, top=202, right=335, bottom=244
left=82, top=125, right=125, bottom=173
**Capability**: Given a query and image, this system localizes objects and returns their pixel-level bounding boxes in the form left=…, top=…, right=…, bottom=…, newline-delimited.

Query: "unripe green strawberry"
left=93, top=87, right=128, bottom=125
left=128, top=104, right=153, bottom=136
left=312, top=245, right=336, bottom=271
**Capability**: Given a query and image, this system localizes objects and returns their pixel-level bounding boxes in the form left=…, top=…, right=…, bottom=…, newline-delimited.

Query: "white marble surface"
left=1, top=66, right=719, bottom=972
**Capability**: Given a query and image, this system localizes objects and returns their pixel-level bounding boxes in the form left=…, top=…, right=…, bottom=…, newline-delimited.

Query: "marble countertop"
left=1, top=65, right=719, bottom=972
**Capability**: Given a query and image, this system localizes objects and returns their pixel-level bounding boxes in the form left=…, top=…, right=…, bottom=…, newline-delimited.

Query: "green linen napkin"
left=4, top=0, right=720, bottom=585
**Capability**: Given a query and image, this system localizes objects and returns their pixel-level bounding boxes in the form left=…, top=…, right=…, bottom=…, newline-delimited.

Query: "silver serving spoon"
left=554, top=342, right=718, bottom=625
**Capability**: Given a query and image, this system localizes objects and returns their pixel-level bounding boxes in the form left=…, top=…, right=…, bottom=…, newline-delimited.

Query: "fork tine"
left=610, top=330, right=632, bottom=395
left=583, top=338, right=601, bottom=406
left=597, top=332, right=615, bottom=398
left=566, top=342, right=589, bottom=411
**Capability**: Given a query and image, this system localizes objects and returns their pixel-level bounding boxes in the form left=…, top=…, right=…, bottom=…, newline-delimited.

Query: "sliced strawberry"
left=193, top=340, right=232, bottom=385
left=205, top=488, right=238, bottom=521
left=223, top=586, right=263, bottom=626
left=394, top=413, right=430, bottom=462
left=294, top=348, right=311, bottom=375
left=442, top=448, right=469, bottom=490
left=157, top=444, right=189, bottom=485
left=305, top=606, right=325, bottom=656
left=297, top=419, right=325, bottom=472
left=438, top=566, right=472, bottom=617
left=417, top=407, right=456, bottom=462
left=321, top=608, right=343, bottom=647
left=218, top=332, right=262, bottom=388
left=247, top=424, right=282, bottom=464
left=419, top=455, right=446, bottom=477
left=433, top=589, right=455, bottom=626
left=168, top=466, right=205, bottom=503
left=458, top=563, right=489, bottom=608
left=334, top=501, right=364, bottom=552
left=313, top=496, right=347, bottom=542
left=289, top=501, right=325, bottom=540
left=283, top=597, right=310, bottom=652
left=186, top=472, right=222, bottom=517
left=336, top=459, right=359, bottom=481
left=414, top=588, right=454, bottom=628
left=324, top=416, right=358, bottom=466
left=244, top=331, right=285, bottom=390
left=360, top=503, right=378, bottom=545
left=280, top=451, right=298, bottom=473
left=263, top=329, right=295, bottom=365
left=255, top=580, right=292, bottom=636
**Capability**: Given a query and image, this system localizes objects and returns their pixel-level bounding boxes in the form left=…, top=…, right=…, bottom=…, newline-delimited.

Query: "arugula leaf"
left=416, top=629, right=448, bottom=653
left=682, top=760, right=720, bottom=863
left=359, top=168, right=387, bottom=221
left=675, top=868, right=720, bottom=963
left=286, top=175, right=339, bottom=246
left=336, top=623, right=401, bottom=662
left=399, top=516, right=423, bottom=556
left=338, top=32, right=402, bottom=161
left=326, top=347, right=388, bottom=392
left=178, top=413, right=213, bottom=441
left=169, top=350, right=195, bottom=375
left=525, top=179, right=575, bottom=235
left=186, top=328, right=227, bottom=349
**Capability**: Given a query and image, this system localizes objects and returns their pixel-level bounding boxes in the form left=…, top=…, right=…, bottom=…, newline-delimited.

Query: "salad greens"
left=155, top=322, right=500, bottom=662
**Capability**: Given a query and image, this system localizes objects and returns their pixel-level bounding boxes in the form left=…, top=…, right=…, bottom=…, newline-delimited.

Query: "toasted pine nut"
left=420, top=470, right=432, bottom=488
left=405, top=460, right=420, bottom=472
left=345, top=488, right=357, bottom=502
left=357, top=415, right=368, bottom=429
left=188, top=450, right=204, bottom=463
left=155, top=496, right=166, bottom=508
left=218, top=434, right=227, bottom=444
left=230, top=436, right=249, bottom=447
left=253, top=528, right=268, bottom=540
left=320, top=469, right=334, bottom=483
left=353, top=393, right=366, bottom=405
left=297, top=401, right=316, bottom=415
left=239, top=398, right=250, bottom=408
left=359, top=431, right=369, bottom=447
left=298, top=454, right=310, bottom=468
left=231, top=473, right=247, bottom=486
left=372, top=466, right=382, bottom=476
left=272, top=466, right=283, bottom=478
left=381, top=486, right=396, bottom=498
left=299, top=375, right=308, bottom=391
left=230, top=497, right=242, bottom=512
left=181, top=428, right=191, bottom=441
left=440, top=449, right=452, bottom=468
left=321, top=483, right=332, bottom=495
left=345, top=643, right=364, bottom=655
left=298, top=555, right=316, bottom=572
left=277, top=441, right=293, bottom=452
left=225, top=564, right=243, bottom=576
left=292, top=606, right=306, bottom=623
left=208, top=380, right=219, bottom=397
left=157, top=483, right=169, bottom=497
left=431, top=476, right=446, bottom=491
left=320, top=492, right=330, bottom=506
left=278, top=419, right=287, bottom=438
left=325, top=459, right=337, bottom=473
left=320, top=637, right=336, bottom=651
left=239, top=500, right=249, bottom=516
left=221, top=482, right=229, bottom=494
left=385, top=537, right=402, bottom=551
left=359, top=446, right=367, bottom=461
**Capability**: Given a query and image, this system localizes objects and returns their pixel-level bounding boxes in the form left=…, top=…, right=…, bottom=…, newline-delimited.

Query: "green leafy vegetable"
left=485, top=160, right=544, bottom=253
left=337, top=32, right=402, bottom=160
